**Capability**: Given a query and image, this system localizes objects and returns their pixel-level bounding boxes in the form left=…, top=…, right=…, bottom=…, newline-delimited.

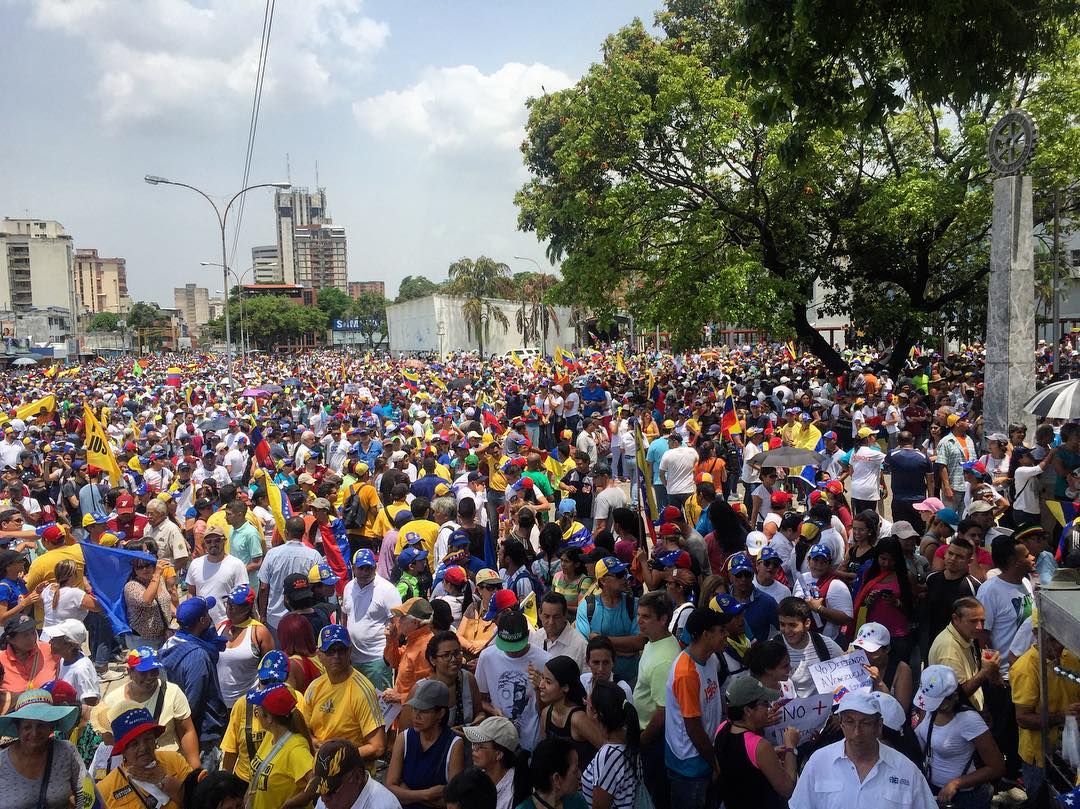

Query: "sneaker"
left=100, top=669, right=125, bottom=682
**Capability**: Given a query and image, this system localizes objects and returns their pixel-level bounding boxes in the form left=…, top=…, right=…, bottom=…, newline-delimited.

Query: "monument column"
left=984, top=110, right=1038, bottom=438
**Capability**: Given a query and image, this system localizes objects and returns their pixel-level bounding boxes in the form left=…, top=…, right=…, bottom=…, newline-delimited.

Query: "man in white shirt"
left=185, top=527, right=249, bottom=625
left=529, top=591, right=587, bottom=671
left=658, top=431, right=698, bottom=510
left=340, top=548, right=401, bottom=691
left=789, top=690, right=936, bottom=809
left=839, top=427, right=887, bottom=513
left=754, top=546, right=793, bottom=604
left=143, top=499, right=191, bottom=577
left=476, top=611, right=551, bottom=751
left=779, top=595, right=844, bottom=696
left=223, top=437, right=248, bottom=485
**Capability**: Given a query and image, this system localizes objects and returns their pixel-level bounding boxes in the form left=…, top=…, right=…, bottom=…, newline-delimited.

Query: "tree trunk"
left=885, top=320, right=916, bottom=379
left=791, top=301, right=848, bottom=376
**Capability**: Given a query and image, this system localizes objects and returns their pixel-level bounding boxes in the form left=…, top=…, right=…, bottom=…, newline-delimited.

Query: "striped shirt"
left=582, top=743, right=636, bottom=809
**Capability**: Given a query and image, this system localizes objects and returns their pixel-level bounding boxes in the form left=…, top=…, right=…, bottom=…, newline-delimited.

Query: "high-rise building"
left=348, top=281, right=385, bottom=299
left=274, top=187, right=348, bottom=291
left=251, top=245, right=281, bottom=284
left=74, top=248, right=130, bottom=315
left=174, top=284, right=211, bottom=333
left=0, top=218, right=76, bottom=313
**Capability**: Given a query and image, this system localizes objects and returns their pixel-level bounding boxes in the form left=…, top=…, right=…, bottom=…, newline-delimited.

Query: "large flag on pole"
left=720, top=384, right=742, bottom=437
left=80, top=542, right=156, bottom=635
left=83, top=404, right=122, bottom=484
left=634, top=424, right=658, bottom=548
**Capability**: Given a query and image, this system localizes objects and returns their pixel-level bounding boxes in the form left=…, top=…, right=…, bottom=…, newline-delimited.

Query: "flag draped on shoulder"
left=720, top=384, right=742, bottom=436
left=80, top=542, right=156, bottom=635
left=83, top=403, right=122, bottom=484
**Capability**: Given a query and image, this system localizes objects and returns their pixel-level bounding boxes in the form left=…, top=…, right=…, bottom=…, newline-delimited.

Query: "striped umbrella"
left=1023, top=378, right=1080, bottom=419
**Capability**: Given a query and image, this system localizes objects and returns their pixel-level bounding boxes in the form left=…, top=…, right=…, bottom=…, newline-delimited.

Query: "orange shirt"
left=384, top=625, right=434, bottom=702
left=456, top=607, right=496, bottom=658
left=1, top=641, right=59, bottom=691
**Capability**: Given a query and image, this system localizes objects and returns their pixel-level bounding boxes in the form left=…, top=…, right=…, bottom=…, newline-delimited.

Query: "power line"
left=227, top=0, right=276, bottom=271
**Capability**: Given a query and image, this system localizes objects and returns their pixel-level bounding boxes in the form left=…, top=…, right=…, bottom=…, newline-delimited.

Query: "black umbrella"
left=447, top=378, right=474, bottom=390
left=198, top=416, right=230, bottom=431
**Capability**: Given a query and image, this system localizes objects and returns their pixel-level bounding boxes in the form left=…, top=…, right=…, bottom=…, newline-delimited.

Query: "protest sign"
left=808, top=649, right=872, bottom=699
left=379, top=695, right=402, bottom=728
left=763, top=692, right=833, bottom=746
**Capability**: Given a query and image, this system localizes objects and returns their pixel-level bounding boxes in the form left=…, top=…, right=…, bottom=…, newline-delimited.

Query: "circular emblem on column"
left=987, top=110, right=1038, bottom=176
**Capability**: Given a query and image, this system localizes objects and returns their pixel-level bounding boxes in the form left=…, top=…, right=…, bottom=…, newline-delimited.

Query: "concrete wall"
left=386, top=294, right=575, bottom=357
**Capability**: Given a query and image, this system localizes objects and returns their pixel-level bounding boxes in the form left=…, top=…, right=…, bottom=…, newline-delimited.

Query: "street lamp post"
left=203, top=262, right=254, bottom=363
left=144, top=175, right=289, bottom=388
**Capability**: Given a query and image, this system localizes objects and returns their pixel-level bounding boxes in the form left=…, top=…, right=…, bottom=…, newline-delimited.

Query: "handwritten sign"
left=764, top=692, right=833, bottom=746
left=808, top=649, right=872, bottom=699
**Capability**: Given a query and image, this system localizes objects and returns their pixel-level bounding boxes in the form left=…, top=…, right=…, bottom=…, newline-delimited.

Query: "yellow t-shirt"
left=248, top=730, right=315, bottom=809
left=97, top=750, right=191, bottom=809
left=343, top=481, right=384, bottom=537
left=1012, top=647, right=1080, bottom=765
left=221, top=686, right=308, bottom=781
left=98, top=682, right=191, bottom=754
left=25, top=544, right=85, bottom=590
left=301, top=670, right=382, bottom=751
left=386, top=502, right=410, bottom=523
left=484, top=455, right=510, bottom=492
left=394, top=518, right=440, bottom=561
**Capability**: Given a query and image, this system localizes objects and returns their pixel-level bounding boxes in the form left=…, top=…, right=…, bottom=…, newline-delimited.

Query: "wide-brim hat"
left=0, top=689, right=79, bottom=738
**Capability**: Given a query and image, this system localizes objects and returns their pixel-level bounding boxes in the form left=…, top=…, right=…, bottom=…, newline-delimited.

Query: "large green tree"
left=350, top=293, right=389, bottom=347
left=516, top=8, right=1080, bottom=374
left=395, top=275, right=441, bottom=303
left=209, top=295, right=327, bottom=350
left=88, top=312, right=120, bottom=332
left=443, top=257, right=515, bottom=359
left=316, top=286, right=353, bottom=325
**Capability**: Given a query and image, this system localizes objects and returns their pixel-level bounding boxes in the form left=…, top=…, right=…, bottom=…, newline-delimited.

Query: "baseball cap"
left=758, top=546, right=781, bottom=564
left=297, top=473, right=316, bottom=485
left=557, top=499, right=577, bottom=515
left=870, top=692, right=907, bottom=731
left=126, top=646, right=163, bottom=672
left=115, top=492, right=136, bottom=514
left=745, top=531, right=768, bottom=557
left=42, top=619, right=88, bottom=646
left=824, top=480, right=844, bottom=495
left=728, top=552, right=754, bottom=575
left=475, top=568, right=502, bottom=587
left=391, top=597, right=434, bottom=621
left=965, top=499, right=994, bottom=515
left=225, top=584, right=255, bottom=606
left=656, top=549, right=692, bottom=570
left=914, top=497, right=946, bottom=513
left=725, top=674, right=780, bottom=707
left=710, top=594, right=748, bottom=617
left=352, top=548, right=376, bottom=568
left=407, top=679, right=450, bottom=710
left=595, top=556, right=629, bottom=580
left=308, top=563, right=340, bottom=586
left=247, top=683, right=297, bottom=716
left=484, top=589, right=519, bottom=621
left=81, top=512, right=109, bottom=528
left=110, top=706, right=165, bottom=755
left=856, top=426, right=875, bottom=439
left=443, top=566, right=467, bottom=586
left=807, top=542, right=833, bottom=561
left=658, top=522, right=680, bottom=538
left=823, top=431, right=838, bottom=440
left=851, top=622, right=891, bottom=652
left=914, top=664, right=960, bottom=712
left=318, top=624, right=350, bottom=652
left=494, top=611, right=530, bottom=653
left=467, top=471, right=488, bottom=484
left=890, top=520, right=919, bottom=540
left=397, top=547, right=428, bottom=568
left=257, top=651, right=290, bottom=684
left=936, top=507, right=960, bottom=528
left=770, top=490, right=793, bottom=507
left=448, top=529, right=472, bottom=549
left=461, top=715, right=519, bottom=750
left=661, top=505, right=682, bottom=523
left=175, top=596, right=216, bottom=627
left=310, top=497, right=333, bottom=511
left=837, top=690, right=882, bottom=715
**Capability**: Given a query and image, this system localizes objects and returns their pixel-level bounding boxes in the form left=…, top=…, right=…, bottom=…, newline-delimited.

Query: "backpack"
left=808, top=629, right=833, bottom=663
left=341, top=484, right=371, bottom=531
left=586, top=592, right=635, bottom=625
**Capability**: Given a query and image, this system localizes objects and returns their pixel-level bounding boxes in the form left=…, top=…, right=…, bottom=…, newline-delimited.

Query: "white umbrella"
left=11, top=357, right=38, bottom=366
left=1023, top=378, right=1080, bottom=419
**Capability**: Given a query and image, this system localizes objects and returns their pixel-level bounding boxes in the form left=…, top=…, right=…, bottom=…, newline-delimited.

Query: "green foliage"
left=316, top=286, right=354, bottom=324
left=516, top=9, right=1080, bottom=373
left=89, top=312, right=120, bottom=332
left=443, top=256, right=515, bottom=359
left=350, top=293, right=389, bottom=347
left=395, top=275, right=441, bottom=303
left=126, top=301, right=168, bottom=330
left=209, top=295, right=327, bottom=350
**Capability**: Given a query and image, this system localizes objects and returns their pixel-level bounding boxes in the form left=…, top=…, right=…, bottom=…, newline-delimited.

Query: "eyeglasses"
left=478, top=583, right=502, bottom=591
left=433, top=649, right=463, bottom=661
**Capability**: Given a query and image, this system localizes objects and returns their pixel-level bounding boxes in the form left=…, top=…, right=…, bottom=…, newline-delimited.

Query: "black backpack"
left=342, top=484, right=370, bottom=531
left=585, top=592, right=635, bottom=625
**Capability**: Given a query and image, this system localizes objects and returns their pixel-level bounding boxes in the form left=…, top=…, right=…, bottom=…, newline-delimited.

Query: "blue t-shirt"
left=740, top=590, right=779, bottom=642
left=576, top=592, right=639, bottom=681
left=885, top=448, right=934, bottom=502
left=0, top=577, right=27, bottom=608
left=646, top=438, right=669, bottom=486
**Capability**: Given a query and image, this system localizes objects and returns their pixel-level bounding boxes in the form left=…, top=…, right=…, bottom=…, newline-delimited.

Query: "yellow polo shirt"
left=1012, top=647, right=1080, bottom=765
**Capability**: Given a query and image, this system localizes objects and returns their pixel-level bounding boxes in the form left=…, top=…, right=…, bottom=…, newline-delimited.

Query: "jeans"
left=668, top=770, right=711, bottom=808
left=1020, top=760, right=1043, bottom=800
left=641, top=736, right=670, bottom=809
left=611, top=444, right=627, bottom=479
left=624, top=455, right=639, bottom=506
left=86, top=610, right=119, bottom=667
left=355, top=657, right=393, bottom=691
left=891, top=499, right=922, bottom=528
left=526, top=423, right=540, bottom=447
left=653, top=484, right=668, bottom=511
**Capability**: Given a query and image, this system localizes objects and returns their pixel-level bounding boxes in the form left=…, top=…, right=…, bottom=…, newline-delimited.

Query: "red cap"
left=659, top=522, right=680, bottom=537
left=808, top=490, right=824, bottom=505
left=86, top=464, right=103, bottom=476
left=770, top=491, right=793, bottom=507
left=443, top=566, right=467, bottom=586
left=661, top=505, right=682, bottom=523
left=41, top=524, right=64, bottom=544
left=824, top=480, right=844, bottom=495
left=229, top=419, right=238, bottom=427
left=115, top=492, right=136, bottom=514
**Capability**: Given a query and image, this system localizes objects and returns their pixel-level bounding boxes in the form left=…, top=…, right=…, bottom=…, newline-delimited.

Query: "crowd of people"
left=0, top=341, right=1077, bottom=809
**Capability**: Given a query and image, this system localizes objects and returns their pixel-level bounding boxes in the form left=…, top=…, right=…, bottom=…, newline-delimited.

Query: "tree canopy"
left=316, top=286, right=353, bottom=325
left=395, top=275, right=441, bottom=303
left=350, top=292, right=389, bottom=347
left=88, top=312, right=120, bottom=332
left=209, top=295, right=327, bottom=350
left=516, top=3, right=1080, bottom=374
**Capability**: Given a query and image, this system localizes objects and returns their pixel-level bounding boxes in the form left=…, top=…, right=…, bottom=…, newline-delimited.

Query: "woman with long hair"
left=533, top=523, right=563, bottom=592
left=851, top=536, right=917, bottom=663
left=914, top=665, right=1004, bottom=809
left=41, top=558, right=97, bottom=629
left=837, top=509, right=879, bottom=586
left=276, top=613, right=324, bottom=693
left=704, top=499, right=750, bottom=575
left=420, top=631, right=482, bottom=728
left=695, top=440, right=727, bottom=494
left=386, top=679, right=466, bottom=809
left=581, top=679, right=643, bottom=809
left=553, top=547, right=593, bottom=618
left=516, top=737, right=585, bottom=809
left=123, top=552, right=174, bottom=649
left=536, top=655, right=604, bottom=771
left=216, top=584, right=275, bottom=708
left=245, top=683, right=315, bottom=809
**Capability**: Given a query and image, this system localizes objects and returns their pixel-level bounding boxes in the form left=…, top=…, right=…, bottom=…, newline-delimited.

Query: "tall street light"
left=145, top=175, right=290, bottom=388
left=202, top=262, right=254, bottom=363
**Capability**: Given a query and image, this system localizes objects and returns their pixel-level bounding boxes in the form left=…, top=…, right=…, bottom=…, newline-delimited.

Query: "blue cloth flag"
left=79, top=542, right=156, bottom=636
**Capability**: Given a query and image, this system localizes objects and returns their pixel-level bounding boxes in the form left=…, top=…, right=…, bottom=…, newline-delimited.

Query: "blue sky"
left=0, top=0, right=659, bottom=306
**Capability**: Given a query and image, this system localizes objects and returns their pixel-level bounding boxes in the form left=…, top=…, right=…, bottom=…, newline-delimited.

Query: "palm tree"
left=445, top=256, right=515, bottom=359
left=526, top=273, right=561, bottom=353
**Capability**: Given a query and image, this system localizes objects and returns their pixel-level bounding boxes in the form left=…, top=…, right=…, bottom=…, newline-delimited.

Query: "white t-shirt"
left=792, top=573, right=854, bottom=642
left=315, top=775, right=403, bottom=809
left=914, top=709, right=989, bottom=788
left=754, top=577, right=792, bottom=605
left=659, top=446, right=699, bottom=496
left=341, top=575, right=402, bottom=664
left=580, top=671, right=634, bottom=701
left=976, top=575, right=1033, bottom=679
left=1012, top=465, right=1042, bottom=514
left=848, top=446, right=886, bottom=501
left=57, top=655, right=100, bottom=703
left=785, top=633, right=845, bottom=696
left=185, top=554, right=250, bottom=625
left=475, top=643, right=551, bottom=752
left=41, top=585, right=89, bottom=628
left=593, top=485, right=629, bottom=525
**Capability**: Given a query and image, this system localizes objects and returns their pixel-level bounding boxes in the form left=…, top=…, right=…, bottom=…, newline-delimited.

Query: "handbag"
left=619, top=747, right=655, bottom=809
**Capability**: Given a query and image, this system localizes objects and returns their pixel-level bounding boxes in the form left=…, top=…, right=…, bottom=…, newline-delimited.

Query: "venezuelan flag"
left=402, top=367, right=420, bottom=392
left=720, top=383, right=742, bottom=436
left=165, top=366, right=182, bottom=387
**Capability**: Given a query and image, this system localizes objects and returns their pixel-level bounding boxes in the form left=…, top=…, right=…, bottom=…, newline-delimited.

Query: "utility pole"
left=1052, top=189, right=1061, bottom=375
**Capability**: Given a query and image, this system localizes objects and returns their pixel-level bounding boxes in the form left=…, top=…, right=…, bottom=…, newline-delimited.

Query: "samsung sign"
left=334, top=319, right=368, bottom=331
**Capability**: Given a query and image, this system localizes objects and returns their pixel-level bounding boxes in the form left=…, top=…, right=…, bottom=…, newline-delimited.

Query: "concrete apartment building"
left=251, top=244, right=280, bottom=284
left=348, top=280, right=385, bottom=299
left=0, top=218, right=76, bottom=314
left=274, top=187, right=348, bottom=291
left=74, top=248, right=130, bottom=315
left=174, top=283, right=211, bottom=335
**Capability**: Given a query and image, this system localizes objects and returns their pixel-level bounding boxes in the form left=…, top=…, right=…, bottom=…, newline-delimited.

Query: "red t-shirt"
left=934, top=542, right=993, bottom=568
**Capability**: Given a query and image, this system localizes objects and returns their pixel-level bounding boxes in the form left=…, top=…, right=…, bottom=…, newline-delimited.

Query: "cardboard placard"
left=808, top=649, right=872, bottom=699
left=763, top=692, right=833, bottom=746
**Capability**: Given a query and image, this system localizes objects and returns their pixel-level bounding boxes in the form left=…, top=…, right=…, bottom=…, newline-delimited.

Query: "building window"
left=1071, top=249, right=1080, bottom=268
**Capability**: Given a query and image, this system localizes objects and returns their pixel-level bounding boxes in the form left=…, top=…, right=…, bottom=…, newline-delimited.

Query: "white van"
left=504, top=348, right=541, bottom=363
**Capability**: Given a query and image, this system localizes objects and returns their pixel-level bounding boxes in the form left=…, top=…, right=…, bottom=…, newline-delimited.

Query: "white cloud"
left=19, top=0, right=389, bottom=127
left=353, top=62, right=573, bottom=152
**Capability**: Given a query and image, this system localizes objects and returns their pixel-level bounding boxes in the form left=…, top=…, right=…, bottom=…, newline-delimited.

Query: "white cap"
left=745, top=531, right=768, bottom=556
left=914, top=664, right=959, bottom=712
left=851, top=622, right=890, bottom=653
left=390, top=450, right=407, bottom=463
left=837, top=690, right=881, bottom=716
left=869, top=692, right=906, bottom=731
left=42, top=619, right=88, bottom=645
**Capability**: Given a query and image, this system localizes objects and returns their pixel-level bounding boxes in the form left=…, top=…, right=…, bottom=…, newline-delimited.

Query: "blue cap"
left=225, top=584, right=254, bottom=605
left=175, top=596, right=216, bottom=627
left=84, top=512, right=109, bottom=526
left=352, top=549, right=376, bottom=568
left=807, top=543, right=833, bottom=561
left=310, top=562, right=340, bottom=585
left=318, top=623, right=350, bottom=652
left=557, top=499, right=577, bottom=515
left=402, top=530, right=423, bottom=546
left=448, top=529, right=471, bottom=548
left=398, top=547, right=428, bottom=567
left=758, top=546, right=781, bottom=563
left=125, top=646, right=163, bottom=672
left=936, top=507, right=961, bottom=528
left=257, top=651, right=289, bottom=683
left=184, top=507, right=197, bottom=518
left=711, top=593, right=748, bottom=616
left=728, top=552, right=753, bottom=575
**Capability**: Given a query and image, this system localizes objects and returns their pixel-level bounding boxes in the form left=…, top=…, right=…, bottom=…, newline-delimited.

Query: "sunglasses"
left=478, top=583, right=502, bottom=591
